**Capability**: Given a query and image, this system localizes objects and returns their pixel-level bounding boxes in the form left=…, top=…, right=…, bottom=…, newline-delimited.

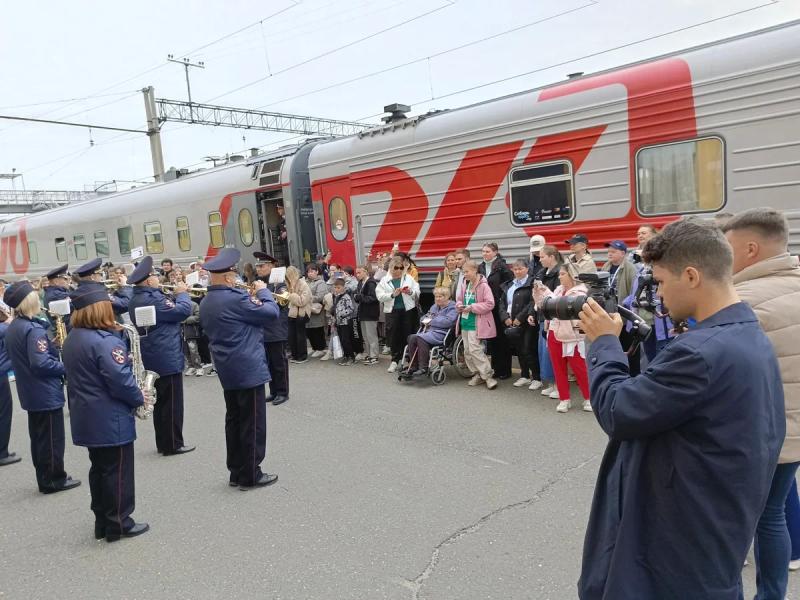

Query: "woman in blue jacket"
left=5, top=281, right=80, bottom=493
left=62, top=284, right=150, bottom=542
left=0, top=309, right=20, bottom=466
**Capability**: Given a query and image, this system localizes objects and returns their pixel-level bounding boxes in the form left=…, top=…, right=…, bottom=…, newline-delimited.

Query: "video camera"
left=633, top=267, right=658, bottom=313
left=540, top=271, right=651, bottom=339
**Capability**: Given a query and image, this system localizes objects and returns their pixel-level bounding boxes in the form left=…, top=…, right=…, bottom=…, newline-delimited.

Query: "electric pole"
left=167, top=55, right=205, bottom=122
left=142, top=87, right=165, bottom=183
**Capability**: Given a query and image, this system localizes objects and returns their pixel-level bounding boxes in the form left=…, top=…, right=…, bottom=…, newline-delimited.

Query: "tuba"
left=120, top=324, right=160, bottom=420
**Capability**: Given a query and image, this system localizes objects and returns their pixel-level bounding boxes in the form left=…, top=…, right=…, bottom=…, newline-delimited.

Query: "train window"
left=73, top=235, right=88, bottom=260
left=208, top=212, right=224, bottom=248
left=27, top=241, right=38, bottom=264
left=94, top=231, right=110, bottom=257
left=508, top=161, right=574, bottom=226
left=238, top=209, right=254, bottom=246
left=55, top=237, right=67, bottom=261
left=636, top=137, right=725, bottom=215
left=144, top=221, right=164, bottom=254
left=176, top=217, right=191, bottom=251
left=329, top=197, right=348, bottom=241
left=117, top=226, right=133, bottom=255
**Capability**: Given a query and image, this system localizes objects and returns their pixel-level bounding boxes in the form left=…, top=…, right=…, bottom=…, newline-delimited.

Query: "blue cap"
left=73, top=257, right=103, bottom=278
left=203, top=248, right=241, bottom=273
left=46, top=264, right=70, bottom=280
left=5, top=281, right=34, bottom=309
left=70, top=282, right=109, bottom=310
left=128, top=256, right=155, bottom=285
left=604, top=240, right=628, bottom=252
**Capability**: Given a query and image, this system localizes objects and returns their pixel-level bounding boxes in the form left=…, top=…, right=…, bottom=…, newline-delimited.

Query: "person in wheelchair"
left=401, top=287, right=457, bottom=377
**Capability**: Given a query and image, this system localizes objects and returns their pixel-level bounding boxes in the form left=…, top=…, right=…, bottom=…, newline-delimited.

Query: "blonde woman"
left=285, top=266, right=312, bottom=363
left=434, top=252, right=459, bottom=300
left=376, top=258, right=420, bottom=372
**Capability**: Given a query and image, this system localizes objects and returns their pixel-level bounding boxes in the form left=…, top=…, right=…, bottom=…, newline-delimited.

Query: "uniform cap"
left=529, top=235, right=546, bottom=252
left=46, top=264, right=70, bottom=280
left=565, top=234, right=589, bottom=245
left=4, top=281, right=34, bottom=309
left=203, top=248, right=241, bottom=273
left=604, top=240, right=628, bottom=252
left=128, top=256, right=155, bottom=285
left=73, top=257, right=103, bottom=278
left=70, top=282, right=109, bottom=310
left=253, top=252, right=278, bottom=265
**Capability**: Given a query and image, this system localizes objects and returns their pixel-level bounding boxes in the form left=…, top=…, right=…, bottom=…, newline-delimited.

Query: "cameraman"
left=722, top=207, right=800, bottom=599
left=577, top=219, right=785, bottom=599
left=601, top=240, right=640, bottom=374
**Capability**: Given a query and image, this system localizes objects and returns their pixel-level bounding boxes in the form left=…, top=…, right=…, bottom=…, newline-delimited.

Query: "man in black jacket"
left=354, top=265, right=380, bottom=365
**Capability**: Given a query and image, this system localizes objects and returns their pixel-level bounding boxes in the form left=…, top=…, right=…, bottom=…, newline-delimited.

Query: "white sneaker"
left=557, top=400, right=571, bottom=413
left=512, top=377, right=531, bottom=388
left=468, top=373, right=483, bottom=387
left=320, top=351, right=332, bottom=361
left=310, top=350, right=323, bottom=358
left=184, top=368, right=196, bottom=376
left=387, top=361, right=398, bottom=373
left=789, top=559, right=800, bottom=571
left=549, top=390, right=560, bottom=399
left=541, top=386, right=554, bottom=396
left=528, top=380, right=543, bottom=390
left=583, top=400, right=592, bottom=412
left=486, top=377, right=498, bottom=390
left=195, top=369, right=204, bottom=377
left=381, top=345, right=391, bottom=355
left=354, top=353, right=366, bottom=361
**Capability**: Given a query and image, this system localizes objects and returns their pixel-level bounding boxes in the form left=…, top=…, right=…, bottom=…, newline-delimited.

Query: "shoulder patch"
left=164, top=298, right=175, bottom=308
left=250, top=296, right=263, bottom=305
left=36, top=338, right=49, bottom=353
left=111, top=347, right=127, bottom=364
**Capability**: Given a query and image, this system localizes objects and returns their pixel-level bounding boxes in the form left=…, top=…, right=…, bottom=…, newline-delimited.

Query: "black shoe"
left=413, top=368, right=428, bottom=376
left=266, top=394, right=275, bottom=403
left=496, top=374, right=511, bottom=380
left=162, top=445, right=196, bottom=456
left=94, top=522, right=106, bottom=540
left=106, top=522, right=150, bottom=543
left=228, top=480, right=239, bottom=487
left=0, top=453, right=21, bottom=466
left=40, top=476, right=81, bottom=494
left=272, top=395, right=288, bottom=406
left=239, top=473, right=278, bottom=490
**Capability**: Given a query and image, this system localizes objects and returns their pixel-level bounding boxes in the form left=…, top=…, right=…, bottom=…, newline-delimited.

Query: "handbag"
left=331, top=332, right=344, bottom=359
left=311, top=302, right=323, bottom=314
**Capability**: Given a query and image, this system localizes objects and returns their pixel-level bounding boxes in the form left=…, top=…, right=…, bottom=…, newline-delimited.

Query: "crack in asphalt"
left=403, top=455, right=597, bottom=600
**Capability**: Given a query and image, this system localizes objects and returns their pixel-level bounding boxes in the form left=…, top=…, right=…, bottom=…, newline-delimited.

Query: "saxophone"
left=120, top=324, right=160, bottom=420
left=51, top=313, right=67, bottom=349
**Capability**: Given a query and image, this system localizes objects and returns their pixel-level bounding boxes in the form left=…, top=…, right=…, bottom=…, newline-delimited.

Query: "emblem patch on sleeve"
left=165, top=299, right=175, bottom=308
left=111, top=348, right=127, bottom=364
left=249, top=297, right=263, bottom=306
left=36, top=338, right=48, bottom=353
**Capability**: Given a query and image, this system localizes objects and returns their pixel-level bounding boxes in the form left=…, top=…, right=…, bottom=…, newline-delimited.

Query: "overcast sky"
left=1, top=0, right=797, bottom=192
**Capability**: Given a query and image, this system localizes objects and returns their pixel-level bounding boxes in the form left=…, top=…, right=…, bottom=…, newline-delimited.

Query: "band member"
left=43, top=264, right=72, bottom=329
left=127, top=256, right=195, bottom=456
left=62, top=284, right=150, bottom=542
left=74, top=257, right=132, bottom=315
left=199, top=248, right=280, bottom=490
left=0, top=308, right=20, bottom=466
left=4, top=281, right=81, bottom=493
left=254, top=252, right=289, bottom=406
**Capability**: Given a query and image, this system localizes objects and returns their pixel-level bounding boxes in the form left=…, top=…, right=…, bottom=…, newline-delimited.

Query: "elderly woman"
left=285, top=266, right=312, bottom=363
left=376, top=257, right=420, bottom=373
left=456, top=260, right=498, bottom=390
left=402, top=287, right=457, bottom=376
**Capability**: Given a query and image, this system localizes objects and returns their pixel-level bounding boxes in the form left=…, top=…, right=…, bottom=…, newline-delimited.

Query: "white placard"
left=185, top=271, right=200, bottom=286
left=49, top=299, right=71, bottom=316
left=134, top=305, right=157, bottom=328
left=269, top=267, right=286, bottom=285
left=130, top=246, right=144, bottom=260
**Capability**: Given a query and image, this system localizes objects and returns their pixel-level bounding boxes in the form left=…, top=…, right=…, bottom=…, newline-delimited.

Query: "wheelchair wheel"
left=452, top=336, right=472, bottom=379
left=431, top=368, right=446, bottom=386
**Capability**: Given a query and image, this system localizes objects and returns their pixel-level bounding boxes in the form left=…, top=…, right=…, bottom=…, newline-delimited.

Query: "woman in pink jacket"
left=533, top=265, right=591, bottom=412
left=456, top=260, right=498, bottom=390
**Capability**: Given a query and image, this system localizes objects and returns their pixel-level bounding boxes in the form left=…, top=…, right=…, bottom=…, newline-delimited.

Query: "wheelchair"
left=397, top=327, right=472, bottom=385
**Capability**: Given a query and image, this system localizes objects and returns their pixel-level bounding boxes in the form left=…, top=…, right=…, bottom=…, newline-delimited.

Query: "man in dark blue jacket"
left=577, top=219, right=785, bottom=600
left=127, top=256, right=195, bottom=456
left=43, top=264, right=72, bottom=331
left=254, top=252, right=289, bottom=406
left=73, top=257, right=132, bottom=316
left=5, top=281, right=81, bottom=493
left=199, top=248, right=280, bottom=490
left=0, top=311, right=20, bottom=466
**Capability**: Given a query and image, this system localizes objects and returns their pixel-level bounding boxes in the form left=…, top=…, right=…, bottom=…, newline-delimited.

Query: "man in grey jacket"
left=723, top=207, right=800, bottom=600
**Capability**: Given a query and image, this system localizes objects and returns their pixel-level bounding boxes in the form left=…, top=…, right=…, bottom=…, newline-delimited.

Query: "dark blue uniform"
left=63, top=326, right=145, bottom=539
left=579, top=303, right=785, bottom=599
left=200, top=285, right=279, bottom=486
left=6, top=316, right=75, bottom=492
left=43, top=285, right=72, bottom=330
left=260, top=278, right=289, bottom=401
left=110, top=286, right=133, bottom=315
left=0, top=321, right=17, bottom=463
left=128, top=287, right=193, bottom=454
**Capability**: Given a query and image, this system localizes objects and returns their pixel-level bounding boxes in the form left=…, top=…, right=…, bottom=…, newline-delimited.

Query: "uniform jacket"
left=498, top=277, right=533, bottom=324
left=62, top=327, right=143, bottom=447
left=418, top=301, right=457, bottom=346
left=455, top=275, right=496, bottom=339
left=6, top=316, right=65, bottom=411
left=128, top=287, right=193, bottom=376
left=478, top=256, right=513, bottom=310
left=354, top=278, right=380, bottom=321
left=376, top=273, right=420, bottom=313
left=43, top=285, right=71, bottom=330
left=733, top=252, right=800, bottom=463
left=0, top=322, right=12, bottom=374
left=259, top=277, right=288, bottom=343
left=307, top=277, right=328, bottom=328
left=287, top=278, right=312, bottom=319
left=601, top=258, right=637, bottom=305
left=580, top=302, right=784, bottom=600
left=110, top=286, right=133, bottom=315
left=199, top=286, right=279, bottom=391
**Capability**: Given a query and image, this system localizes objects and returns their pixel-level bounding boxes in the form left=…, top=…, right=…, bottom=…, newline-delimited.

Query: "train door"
left=319, top=178, right=356, bottom=266
left=224, top=192, right=261, bottom=261
left=257, top=189, right=289, bottom=266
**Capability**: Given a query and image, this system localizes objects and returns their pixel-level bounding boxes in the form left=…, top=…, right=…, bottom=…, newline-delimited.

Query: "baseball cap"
left=604, top=240, right=628, bottom=252
left=565, top=234, right=588, bottom=245
left=529, top=235, right=546, bottom=252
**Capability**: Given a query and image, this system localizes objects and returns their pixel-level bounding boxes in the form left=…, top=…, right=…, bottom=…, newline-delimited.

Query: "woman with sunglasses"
left=376, top=258, right=420, bottom=373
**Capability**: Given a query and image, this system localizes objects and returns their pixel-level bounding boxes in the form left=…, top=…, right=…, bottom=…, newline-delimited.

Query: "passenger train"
left=1, top=19, right=798, bottom=285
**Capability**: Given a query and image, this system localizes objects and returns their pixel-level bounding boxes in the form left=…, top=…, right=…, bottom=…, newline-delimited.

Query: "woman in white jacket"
left=376, top=258, right=420, bottom=373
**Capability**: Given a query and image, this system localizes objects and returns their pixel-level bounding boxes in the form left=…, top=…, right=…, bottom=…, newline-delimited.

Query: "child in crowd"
left=332, top=278, right=356, bottom=366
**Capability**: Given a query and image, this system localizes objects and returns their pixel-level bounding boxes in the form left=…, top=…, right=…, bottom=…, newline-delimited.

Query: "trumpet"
left=235, top=282, right=291, bottom=307
left=161, top=284, right=207, bottom=298
left=102, top=279, right=130, bottom=291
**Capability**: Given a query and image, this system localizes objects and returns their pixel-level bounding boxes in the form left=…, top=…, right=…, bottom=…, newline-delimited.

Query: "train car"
left=309, top=19, right=800, bottom=285
left=1, top=20, right=797, bottom=282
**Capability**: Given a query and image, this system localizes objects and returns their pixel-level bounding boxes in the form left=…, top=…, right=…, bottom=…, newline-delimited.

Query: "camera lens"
left=541, top=295, right=588, bottom=321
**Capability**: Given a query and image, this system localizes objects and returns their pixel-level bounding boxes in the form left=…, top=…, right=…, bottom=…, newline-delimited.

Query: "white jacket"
left=376, top=273, right=419, bottom=313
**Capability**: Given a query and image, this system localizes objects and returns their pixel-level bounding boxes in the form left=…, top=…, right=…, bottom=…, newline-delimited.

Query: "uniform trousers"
left=27, top=408, right=68, bottom=491
left=547, top=330, right=590, bottom=401
left=153, top=373, right=185, bottom=453
left=461, top=329, right=493, bottom=380
left=0, top=376, right=12, bottom=459
left=288, top=316, right=309, bottom=361
left=88, top=443, right=135, bottom=535
left=360, top=320, right=379, bottom=358
left=264, top=341, right=289, bottom=396
left=224, top=385, right=267, bottom=486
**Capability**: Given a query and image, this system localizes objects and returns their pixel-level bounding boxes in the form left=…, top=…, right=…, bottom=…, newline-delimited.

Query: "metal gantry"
left=155, top=98, right=371, bottom=137
left=0, top=190, right=109, bottom=214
